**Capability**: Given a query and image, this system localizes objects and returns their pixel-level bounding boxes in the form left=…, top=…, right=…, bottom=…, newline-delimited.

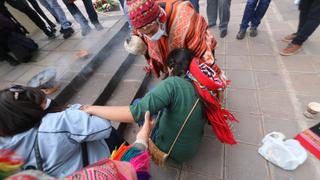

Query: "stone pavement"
left=124, top=0, right=320, bottom=180
left=1, top=0, right=320, bottom=179
left=0, top=0, right=124, bottom=90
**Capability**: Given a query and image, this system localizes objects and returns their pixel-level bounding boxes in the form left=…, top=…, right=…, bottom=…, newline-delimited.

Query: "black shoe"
left=249, top=28, right=258, bottom=37
left=220, top=29, right=227, bottom=38
left=49, top=26, right=56, bottom=33
left=60, top=22, right=73, bottom=34
left=5, top=55, right=20, bottom=66
left=62, top=27, right=75, bottom=39
left=236, top=30, right=246, bottom=40
left=43, top=28, right=56, bottom=39
left=49, top=22, right=56, bottom=29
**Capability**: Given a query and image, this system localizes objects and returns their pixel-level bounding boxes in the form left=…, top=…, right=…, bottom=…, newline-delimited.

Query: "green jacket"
left=130, top=76, right=206, bottom=163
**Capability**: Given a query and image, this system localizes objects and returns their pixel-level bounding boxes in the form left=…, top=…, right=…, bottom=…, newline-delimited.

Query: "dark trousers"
left=27, top=0, right=56, bottom=27
left=292, top=0, right=320, bottom=45
left=105, top=127, right=127, bottom=153
left=240, top=0, right=271, bottom=30
left=0, top=41, right=8, bottom=60
left=0, top=3, right=29, bottom=34
left=62, top=0, right=99, bottom=27
left=5, top=0, right=48, bottom=31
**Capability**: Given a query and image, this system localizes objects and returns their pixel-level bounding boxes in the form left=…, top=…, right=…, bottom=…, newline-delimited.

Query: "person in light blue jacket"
left=0, top=85, right=116, bottom=178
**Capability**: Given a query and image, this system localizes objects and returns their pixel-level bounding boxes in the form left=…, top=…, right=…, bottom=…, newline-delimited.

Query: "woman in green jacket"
left=82, top=48, right=206, bottom=164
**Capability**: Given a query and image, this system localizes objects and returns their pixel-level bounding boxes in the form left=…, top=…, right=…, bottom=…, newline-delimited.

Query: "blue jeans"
left=132, top=97, right=160, bottom=141
left=189, top=0, right=199, bottom=12
left=38, top=0, right=71, bottom=29
left=239, top=0, right=271, bottom=31
left=62, top=0, right=99, bottom=29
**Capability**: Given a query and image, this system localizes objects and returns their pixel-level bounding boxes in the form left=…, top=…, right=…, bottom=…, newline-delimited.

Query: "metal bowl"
left=27, top=68, right=57, bottom=89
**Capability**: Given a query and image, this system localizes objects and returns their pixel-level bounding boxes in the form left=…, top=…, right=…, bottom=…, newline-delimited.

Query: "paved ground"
left=1, top=0, right=320, bottom=179
left=125, top=0, right=320, bottom=179
left=0, top=0, right=123, bottom=89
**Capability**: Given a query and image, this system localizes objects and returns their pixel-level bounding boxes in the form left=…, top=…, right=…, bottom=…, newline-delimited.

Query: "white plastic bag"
left=258, top=132, right=307, bottom=170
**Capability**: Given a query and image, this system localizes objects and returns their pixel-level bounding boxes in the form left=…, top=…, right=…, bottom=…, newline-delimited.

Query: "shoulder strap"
left=167, top=98, right=200, bottom=156
left=34, top=131, right=44, bottom=171
left=81, top=142, right=89, bottom=167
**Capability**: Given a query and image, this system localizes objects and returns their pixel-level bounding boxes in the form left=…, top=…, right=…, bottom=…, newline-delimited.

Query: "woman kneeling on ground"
left=0, top=86, right=124, bottom=178
left=82, top=48, right=207, bottom=164
left=2, top=112, right=153, bottom=180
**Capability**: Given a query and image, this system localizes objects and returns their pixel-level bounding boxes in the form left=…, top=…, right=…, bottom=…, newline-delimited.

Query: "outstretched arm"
left=81, top=105, right=135, bottom=123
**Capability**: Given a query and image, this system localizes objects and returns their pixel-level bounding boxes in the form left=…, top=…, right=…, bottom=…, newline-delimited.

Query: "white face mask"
left=145, top=23, right=165, bottom=41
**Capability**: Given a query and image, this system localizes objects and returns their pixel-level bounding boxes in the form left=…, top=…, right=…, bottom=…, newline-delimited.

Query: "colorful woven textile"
left=127, top=0, right=162, bottom=29
left=0, top=149, right=24, bottom=179
left=4, top=144, right=150, bottom=180
left=296, top=122, right=320, bottom=159
left=136, top=0, right=217, bottom=77
left=189, top=58, right=238, bottom=144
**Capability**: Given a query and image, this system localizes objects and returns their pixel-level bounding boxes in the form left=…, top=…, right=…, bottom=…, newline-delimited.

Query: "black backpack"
left=7, top=32, right=38, bottom=63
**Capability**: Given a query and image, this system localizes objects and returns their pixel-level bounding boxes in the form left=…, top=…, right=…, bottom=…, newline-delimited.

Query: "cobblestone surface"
left=1, top=0, right=320, bottom=179
left=126, top=0, right=320, bottom=179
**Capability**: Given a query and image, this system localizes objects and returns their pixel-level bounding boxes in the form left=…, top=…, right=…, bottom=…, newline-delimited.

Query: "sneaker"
left=62, top=27, right=75, bottom=39
left=280, top=43, right=302, bottom=56
left=81, top=26, right=92, bottom=36
left=220, top=29, right=227, bottom=38
left=249, top=28, right=258, bottom=37
left=282, top=33, right=297, bottom=42
left=236, top=30, right=246, bottom=40
left=94, top=23, right=104, bottom=31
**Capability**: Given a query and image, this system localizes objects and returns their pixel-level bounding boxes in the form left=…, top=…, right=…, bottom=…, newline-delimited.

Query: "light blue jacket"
left=0, top=104, right=112, bottom=178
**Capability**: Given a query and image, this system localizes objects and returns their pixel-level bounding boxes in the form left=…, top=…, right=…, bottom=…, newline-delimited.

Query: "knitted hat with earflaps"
left=127, top=0, right=161, bottom=29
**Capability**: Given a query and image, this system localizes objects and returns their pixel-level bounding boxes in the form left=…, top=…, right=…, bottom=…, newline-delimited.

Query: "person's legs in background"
left=37, top=0, right=60, bottom=23
left=236, top=0, right=258, bottom=40
left=27, top=0, right=56, bottom=31
left=62, top=0, right=92, bottom=36
left=49, top=0, right=75, bottom=38
left=250, top=0, right=271, bottom=37
left=81, top=0, right=103, bottom=30
left=280, top=0, right=320, bottom=56
left=218, top=0, right=231, bottom=38
left=5, top=0, right=55, bottom=38
left=206, top=0, right=218, bottom=28
left=123, top=0, right=133, bottom=31
left=283, top=0, right=310, bottom=42
left=38, top=0, right=74, bottom=39
left=118, top=0, right=124, bottom=9
left=0, top=26, right=20, bottom=66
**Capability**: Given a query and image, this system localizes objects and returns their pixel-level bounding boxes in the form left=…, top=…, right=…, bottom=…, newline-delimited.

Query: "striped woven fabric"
left=295, top=122, right=320, bottom=159
left=138, top=0, right=217, bottom=77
